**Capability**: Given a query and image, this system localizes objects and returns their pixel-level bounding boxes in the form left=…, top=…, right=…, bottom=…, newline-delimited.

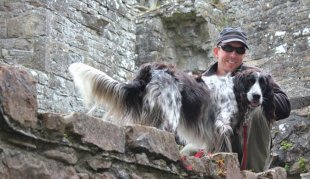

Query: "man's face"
left=213, top=41, right=246, bottom=75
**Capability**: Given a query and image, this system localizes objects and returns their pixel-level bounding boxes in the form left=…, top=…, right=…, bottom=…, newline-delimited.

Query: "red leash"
left=241, top=124, right=248, bottom=170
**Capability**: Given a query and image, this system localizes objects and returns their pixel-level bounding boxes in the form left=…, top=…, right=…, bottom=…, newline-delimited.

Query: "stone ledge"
left=125, top=124, right=180, bottom=162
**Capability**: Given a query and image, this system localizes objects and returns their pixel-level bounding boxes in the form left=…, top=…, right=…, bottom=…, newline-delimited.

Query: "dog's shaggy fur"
left=69, top=62, right=275, bottom=155
left=232, top=69, right=275, bottom=128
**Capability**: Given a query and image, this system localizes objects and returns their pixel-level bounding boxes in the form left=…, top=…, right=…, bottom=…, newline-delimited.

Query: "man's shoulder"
left=202, top=63, right=218, bottom=76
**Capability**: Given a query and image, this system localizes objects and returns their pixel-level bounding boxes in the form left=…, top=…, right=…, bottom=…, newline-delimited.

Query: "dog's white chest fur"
left=202, top=75, right=238, bottom=119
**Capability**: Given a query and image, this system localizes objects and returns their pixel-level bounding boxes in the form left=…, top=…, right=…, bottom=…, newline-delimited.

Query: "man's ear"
left=213, top=47, right=219, bottom=58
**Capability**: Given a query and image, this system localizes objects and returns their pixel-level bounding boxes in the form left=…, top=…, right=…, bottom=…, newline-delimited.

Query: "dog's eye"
left=247, top=76, right=256, bottom=84
left=259, top=77, right=267, bottom=85
left=259, top=77, right=269, bottom=91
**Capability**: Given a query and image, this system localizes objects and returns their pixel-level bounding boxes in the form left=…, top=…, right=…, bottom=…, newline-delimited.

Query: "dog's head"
left=233, top=69, right=276, bottom=123
left=234, top=69, right=264, bottom=108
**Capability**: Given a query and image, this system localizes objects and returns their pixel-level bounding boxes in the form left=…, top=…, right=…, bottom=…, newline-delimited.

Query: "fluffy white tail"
left=68, top=62, right=182, bottom=130
left=69, top=63, right=130, bottom=117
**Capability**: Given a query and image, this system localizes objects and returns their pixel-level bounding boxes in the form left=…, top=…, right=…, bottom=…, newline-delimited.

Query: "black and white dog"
left=69, top=62, right=275, bottom=155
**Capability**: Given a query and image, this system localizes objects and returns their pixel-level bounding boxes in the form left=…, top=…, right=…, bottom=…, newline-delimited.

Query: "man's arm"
left=273, top=84, right=291, bottom=120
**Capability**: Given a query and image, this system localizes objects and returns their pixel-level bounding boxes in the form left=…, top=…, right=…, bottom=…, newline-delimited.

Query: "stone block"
left=135, top=153, right=150, bottom=166
left=80, top=12, right=110, bottom=34
left=93, top=172, right=117, bottom=179
left=45, top=42, right=69, bottom=75
left=300, top=172, right=310, bottom=179
left=1, top=150, right=84, bottom=178
left=7, top=11, right=47, bottom=38
left=0, top=18, right=6, bottom=38
left=181, top=156, right=208, bottom=173
left=256, top=167, right=287, bottom=179
left=241, top=170, right=257, bottom=179
left=0, top=161, right=9, bottom=179
left=125, top=125, right=180, bottom=162
left=0, top=64, right=38, bottom=128
left=69, top=112, right=126, bottom=153
left=38, top=113, right=66, bottom=134
left=211, top=153, right=242, bottom=179
left=180, top=152, right=242, bottom=178
left=31, top=37, right=48, bottom=71
left=87, top=156, right=112, bottom=171
left=43, top=147, right=78, bottom=165
left=2, top=152, right=51, bottom=179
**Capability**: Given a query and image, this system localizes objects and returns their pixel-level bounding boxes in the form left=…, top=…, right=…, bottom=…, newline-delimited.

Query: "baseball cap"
left=216, top=27, right=249, bottom=49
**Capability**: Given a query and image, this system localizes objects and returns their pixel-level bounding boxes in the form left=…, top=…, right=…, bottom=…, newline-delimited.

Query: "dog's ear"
left=135, top=64, right=153, bottom=84
left=233, top=71, right=249, bottom=95
left=261, top=74, right=276, bottom=125
left=261, top=74, right=274, bottom=94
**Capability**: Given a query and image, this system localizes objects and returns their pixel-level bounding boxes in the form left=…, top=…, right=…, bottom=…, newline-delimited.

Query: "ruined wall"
left=0, top=0, right=137, bottom=115
left=136, top=2, right=216, bottom=70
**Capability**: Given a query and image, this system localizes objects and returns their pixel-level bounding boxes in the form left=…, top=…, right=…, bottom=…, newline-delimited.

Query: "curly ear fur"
left=261, top=74, right=276, bottom=126
left=233, top=70, right=254, bottom=123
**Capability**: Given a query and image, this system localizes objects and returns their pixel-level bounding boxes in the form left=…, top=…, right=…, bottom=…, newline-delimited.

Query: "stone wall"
left=0, top=0, right=137, bottom=115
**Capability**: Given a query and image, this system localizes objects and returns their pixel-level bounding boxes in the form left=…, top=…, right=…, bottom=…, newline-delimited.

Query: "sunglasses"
left=218, top=44, right=246, bottom=55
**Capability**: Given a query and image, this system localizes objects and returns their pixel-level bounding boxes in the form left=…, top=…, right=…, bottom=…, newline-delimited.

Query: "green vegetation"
left=298, top=157, right=307, bottom=172
left=280, top=140, right=293, bottom=151
left=284, top=157, right=307, bottom=173
left=284, top=163, right=290, bottom=172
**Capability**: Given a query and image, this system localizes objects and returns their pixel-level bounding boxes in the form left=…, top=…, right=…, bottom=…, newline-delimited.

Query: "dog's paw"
left=180, top=143, right=204, bottom=156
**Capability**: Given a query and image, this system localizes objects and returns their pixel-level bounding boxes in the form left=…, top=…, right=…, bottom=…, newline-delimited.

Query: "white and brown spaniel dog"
left=69, top=62, right=275, bottom=155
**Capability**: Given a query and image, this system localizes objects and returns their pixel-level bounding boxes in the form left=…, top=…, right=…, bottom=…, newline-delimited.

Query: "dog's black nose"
left=253, top=94, right=261, bottom=100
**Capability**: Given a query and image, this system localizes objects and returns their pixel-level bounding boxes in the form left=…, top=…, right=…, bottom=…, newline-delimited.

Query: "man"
left=203, top=27, right=291, bottom=172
